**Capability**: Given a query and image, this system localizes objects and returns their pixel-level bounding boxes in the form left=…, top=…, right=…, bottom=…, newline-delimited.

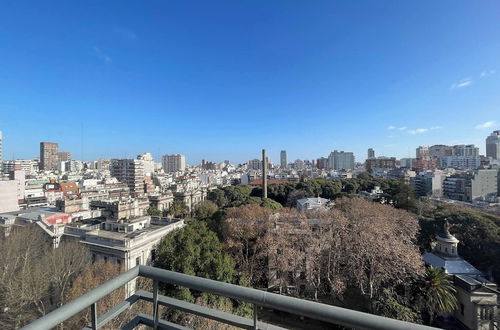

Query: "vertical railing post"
left=253, top=304, right=258, bottom=330
left=90, top=302, right=97, bottom=330
left=153, top=279, right=159, bottom=330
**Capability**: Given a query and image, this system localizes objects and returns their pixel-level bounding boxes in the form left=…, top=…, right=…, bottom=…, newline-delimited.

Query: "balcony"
left=22, top=265, right=437, bottom=330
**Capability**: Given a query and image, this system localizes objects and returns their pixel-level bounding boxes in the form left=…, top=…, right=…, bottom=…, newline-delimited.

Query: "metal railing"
left=21, top=265, right=438, bottom=330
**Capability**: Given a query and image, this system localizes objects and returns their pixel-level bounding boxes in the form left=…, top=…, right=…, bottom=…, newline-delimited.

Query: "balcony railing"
left=21, top=265, right=438, bottom=330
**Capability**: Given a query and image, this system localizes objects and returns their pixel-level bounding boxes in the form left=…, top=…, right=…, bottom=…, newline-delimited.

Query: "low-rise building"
left=296, top=197, right=331, bottom=211
left=423, top=220, right=498, bottom=330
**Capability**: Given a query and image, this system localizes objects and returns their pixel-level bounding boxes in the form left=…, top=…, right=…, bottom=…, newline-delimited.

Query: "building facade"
left=367, top=148, right=375, bottom=159
left=443, top=169, right=498, bottom=202
left=162, top=154, right=186, bottom=173
left=328, top=150, right=355, bottom=170
left=137, top=152, right=155, bottom=176
left=280, top=150, right=287, bottom=169
left=40, top=142, right=59, bottom=171
left=365, top=157, right=397, bottom=173
left=57, top=152, right=72, bottom=162
left=486, top=130, right=500, bottom=160
left=110, top=159, right=145, bottom=197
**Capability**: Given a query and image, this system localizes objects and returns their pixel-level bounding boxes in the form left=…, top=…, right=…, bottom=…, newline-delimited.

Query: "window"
left=460, top=303, right=464, bottom=316
left=92, top=253, right=96, bottom=263
left=136, top=256, right=141, bottom=266
left=104, top=256, right=108, bottom=263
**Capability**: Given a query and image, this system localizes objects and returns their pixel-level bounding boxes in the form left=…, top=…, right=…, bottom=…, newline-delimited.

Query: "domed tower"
left=434, top=218, right=459, bottom=258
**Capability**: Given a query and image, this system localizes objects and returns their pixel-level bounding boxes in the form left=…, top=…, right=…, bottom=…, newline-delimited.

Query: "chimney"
left=262, top=149, right=267, bottom=199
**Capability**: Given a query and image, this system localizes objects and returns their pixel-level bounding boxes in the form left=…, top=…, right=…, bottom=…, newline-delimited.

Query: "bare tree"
left=223, top=205, right=273, bottom=285
left=63, top=261, right=152, bottom=329
left=0, top=226, right=52, bottom=328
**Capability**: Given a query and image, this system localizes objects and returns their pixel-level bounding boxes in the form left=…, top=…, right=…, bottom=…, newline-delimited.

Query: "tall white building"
left=486, top=130, right=500, bottom=160
left=162, top=154, right=186, bottom=173
left=137, top=152, right=155, bottom=176
left=328, top=150, right=355, bottom=170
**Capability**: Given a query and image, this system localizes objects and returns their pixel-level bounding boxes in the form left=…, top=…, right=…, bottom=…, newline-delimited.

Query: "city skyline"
left=0, top=132, right=498, bottom=166
left=1, top=1, right=500, bottom=163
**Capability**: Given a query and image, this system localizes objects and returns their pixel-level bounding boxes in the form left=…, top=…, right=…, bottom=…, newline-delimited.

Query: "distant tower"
left=262, top=149, right=267, bottom=199
left=40, top=142, right=59, bottom=171
left=280, top=150, right=287, bottom=169
left=368, top=148, right=375, bottom=159
left=486, top=130, right=500, bottom=160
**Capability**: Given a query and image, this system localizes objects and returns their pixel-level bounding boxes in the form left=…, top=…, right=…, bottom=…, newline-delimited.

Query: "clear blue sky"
left=1, top=1, right=499, bottom=164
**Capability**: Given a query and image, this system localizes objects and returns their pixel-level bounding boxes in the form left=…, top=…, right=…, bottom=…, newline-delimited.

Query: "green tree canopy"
left=194, top=200, right=218, bottom=221
left=147, top=207, right=162, bottom=217
left=168, top=200, right=189, bottom=217
left=153, top=220, right=251, bottom=323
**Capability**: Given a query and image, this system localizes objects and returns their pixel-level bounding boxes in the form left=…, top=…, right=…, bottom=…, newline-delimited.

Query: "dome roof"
left=436, top=218, right=459, bottom=243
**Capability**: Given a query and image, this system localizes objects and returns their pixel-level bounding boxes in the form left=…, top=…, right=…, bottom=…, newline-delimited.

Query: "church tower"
left=434, top=218, right=459, bottom=258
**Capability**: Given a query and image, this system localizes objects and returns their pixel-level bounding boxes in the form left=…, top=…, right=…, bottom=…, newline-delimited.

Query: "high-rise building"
left=248, top=159, right=261, bottom=170
left=486, top=130, right=500, bottom=160
left=368, top=148, right=375, bottom=159
left=40, top=142, right=59, bottom=171
left=416, top=146, right=430, bottom=159
left=137, top=152, right=155, bottom=176
left=452, top=144, right=479, bottom=157
left=328, top=150, right=355, bottom=170
left=57, top=152, right=72, bottom=162
left=428, top=145, right=453, bottom=167
left=162, top=154, right=186, bottom=173
left=280, top=150, right=287, bottom=169
left=110, top=159, right=145, bottom=197
left=316, top=157, right=328, bottom=169
left=0, top=130, right=3, bottom=162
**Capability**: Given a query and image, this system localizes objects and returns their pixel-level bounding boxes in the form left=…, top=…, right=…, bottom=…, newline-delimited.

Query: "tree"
left=147, top=206, right=162, bottom=217
left=63, top=261, right=151, bottom=329
left=154, top=220, right=250, bottom=325
left=168, top=200, right=189, bottom=217
left=48, top=240, right=92, bottom=311
left=246, top=197, right=283, bottom=211
left=320, top=180, right=341, bottom=199
left=391, top=181, right=417, bottom=212
left=418, top=266, right=458, bottom=325
left=333, top=198, right=424, bottom=300
left=223, top=205, right=273, bottom=286
left=207, top=189, right=228, bottom=208
left=154, top=220, right=236, bottom=297
left=194, top=200, right=218, bottom=221
left=285, top=189, right=307, bottom=207
left=0, top=226, right=92, bottom=329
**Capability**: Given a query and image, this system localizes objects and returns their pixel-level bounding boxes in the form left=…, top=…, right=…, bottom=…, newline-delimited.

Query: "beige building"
left=162, top=154, right=186, bottom=173
left=40, top=142, right=59, bottom=171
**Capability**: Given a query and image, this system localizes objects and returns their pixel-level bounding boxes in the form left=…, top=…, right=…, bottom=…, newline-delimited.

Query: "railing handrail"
left=21, top=265, right=438, bottom=330
left=21, top=267, right=140, bottom=330
left=138, top=265, right=435, bottom=330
